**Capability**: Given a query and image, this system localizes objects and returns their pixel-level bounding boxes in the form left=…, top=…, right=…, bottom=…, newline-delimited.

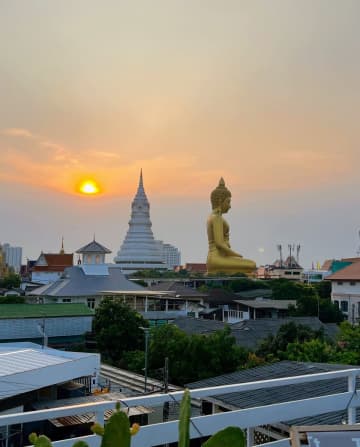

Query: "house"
left=147, top=281, right=208, bottom=318
left=326, top=261, right=360, bottom=323
left=31, top=250, right=73, bottom=285
left=233, top=298, right=297, bottom=320
left=187, top=360, right=359, bottom=444
left=0, top=303, right=94, bottom=346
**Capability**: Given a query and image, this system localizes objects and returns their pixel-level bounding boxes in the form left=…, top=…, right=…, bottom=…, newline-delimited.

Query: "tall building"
left=2, top=243, right=22, bottom=273
left=155, top=240, right=181, bottom=270
left=114, top=170, right=166, bottom=273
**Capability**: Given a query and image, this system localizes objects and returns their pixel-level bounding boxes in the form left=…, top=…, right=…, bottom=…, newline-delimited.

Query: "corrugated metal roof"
left=187, top=361, right=358, bottom=426
left=0, top=348, right=69, bottom=376
left=29, top=265, right=145, bottom=297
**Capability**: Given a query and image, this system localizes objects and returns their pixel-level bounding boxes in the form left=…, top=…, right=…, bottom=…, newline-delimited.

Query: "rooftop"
left=0, top=303, right=94, bottom=319
left=326, top=262, right=360, bottom=281
left=234, top=298, right=296, bottom=309
left=76, top=240, right=112, bottom=254
left=29, top=265, right=145, bottom=297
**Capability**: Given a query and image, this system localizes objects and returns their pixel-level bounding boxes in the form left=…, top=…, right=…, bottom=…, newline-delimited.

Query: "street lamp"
left=140, top=326, right=150, bottom=393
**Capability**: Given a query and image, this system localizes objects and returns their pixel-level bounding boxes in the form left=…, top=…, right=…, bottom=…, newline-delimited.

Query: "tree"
left=256, top=322, right=326, bottom=361
left=93, top=299, right=148, bottom=364
left=0, top=273, right=21, bottom=289
left=148, top=325, right=247, bottom=386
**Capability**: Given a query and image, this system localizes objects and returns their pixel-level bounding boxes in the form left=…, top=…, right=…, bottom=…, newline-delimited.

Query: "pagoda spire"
left=114, top=170, right=165, bottom=272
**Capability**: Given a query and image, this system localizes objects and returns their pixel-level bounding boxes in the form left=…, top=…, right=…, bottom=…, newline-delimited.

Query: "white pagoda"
left=114, top=170, right=166, bottom=273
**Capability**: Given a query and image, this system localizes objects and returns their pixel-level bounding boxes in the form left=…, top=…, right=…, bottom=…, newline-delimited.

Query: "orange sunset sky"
left=1, top=1, right=359, bottom=266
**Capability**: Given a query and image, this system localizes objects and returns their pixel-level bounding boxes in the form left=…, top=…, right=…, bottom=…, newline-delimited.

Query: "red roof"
left=326, top=262, right=360, bottom=281
left=183, top=263, right=207, bottom=273
left=32, top=253, right=73, bottom=272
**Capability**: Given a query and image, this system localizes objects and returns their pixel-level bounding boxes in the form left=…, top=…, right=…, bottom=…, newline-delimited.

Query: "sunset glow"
left=79, top=180, right=100, bottom=195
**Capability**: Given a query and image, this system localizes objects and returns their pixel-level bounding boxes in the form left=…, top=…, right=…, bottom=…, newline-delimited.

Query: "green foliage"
left=266, top=279, right=342, bottom=323
left=227, top=278, right=270, bottom=293
left=256, top=322, right=326, bottom=361
left=202, top=427, right=246, bottom=447
left=93, top=298, right=148, bottom=364
left=313, top=281, right=331, bottom=299
left=284, top=339, right=335, bottom=362
left=122, top=350, right=145, bottom=374
left=0, top=295, right=25, bottom=304
left=0, top=273, right=21, bottom=289
left=334, top=321, right=360, bottom=364
left=149, top=325, right=247, bottom=386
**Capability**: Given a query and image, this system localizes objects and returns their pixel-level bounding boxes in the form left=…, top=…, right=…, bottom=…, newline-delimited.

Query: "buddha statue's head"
left=210, top=178, right=231, bottom=213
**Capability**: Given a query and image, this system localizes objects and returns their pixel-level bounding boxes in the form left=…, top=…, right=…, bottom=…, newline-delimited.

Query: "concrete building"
left=114, top=171, right=167, bottom=273
left=2, top=243, right=22, bottom=273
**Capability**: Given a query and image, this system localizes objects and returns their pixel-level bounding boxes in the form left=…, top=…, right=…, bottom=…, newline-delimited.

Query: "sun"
left=79, top=180, right=100, bottom=195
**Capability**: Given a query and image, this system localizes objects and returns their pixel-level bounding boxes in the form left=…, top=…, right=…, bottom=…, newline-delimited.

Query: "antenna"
left=288, top=244, right=292, bottom=267
left=296, top=244, right=301, bottom=264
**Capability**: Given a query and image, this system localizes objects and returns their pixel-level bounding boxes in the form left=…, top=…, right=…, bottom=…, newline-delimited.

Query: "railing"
left=0, top=368, right=359, bottom=447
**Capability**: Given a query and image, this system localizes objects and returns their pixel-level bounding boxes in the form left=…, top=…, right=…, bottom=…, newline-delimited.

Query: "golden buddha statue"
left=206, top=178, right=256, bottom=276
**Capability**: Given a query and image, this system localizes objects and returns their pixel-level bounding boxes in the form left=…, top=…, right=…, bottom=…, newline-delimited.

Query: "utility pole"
left=163, top=357, right=170, bottom=422
left=140, top=327, right=150, bottom=393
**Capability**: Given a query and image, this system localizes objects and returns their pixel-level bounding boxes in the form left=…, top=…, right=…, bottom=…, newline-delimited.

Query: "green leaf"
left=202, top=427, right=246, bottom=447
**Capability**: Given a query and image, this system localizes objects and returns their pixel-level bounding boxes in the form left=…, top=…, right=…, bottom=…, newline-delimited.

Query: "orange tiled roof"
left=341, top=257, right=360, bottom=263
left=326, top=262, right=360, bottom=281
left=33, top=253, right=73, bottom=272
left=321, top=259, right=334, bottom=271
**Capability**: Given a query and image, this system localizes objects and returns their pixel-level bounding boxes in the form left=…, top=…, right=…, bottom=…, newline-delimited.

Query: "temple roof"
left=76, top=240, right=112, bottom=254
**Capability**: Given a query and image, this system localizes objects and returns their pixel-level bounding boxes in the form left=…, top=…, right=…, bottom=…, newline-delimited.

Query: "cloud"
left=1, top=128, right=35, bottom=138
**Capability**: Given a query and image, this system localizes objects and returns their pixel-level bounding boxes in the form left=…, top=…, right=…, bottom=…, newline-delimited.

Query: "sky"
left=1, top=1, right=360, bottom=268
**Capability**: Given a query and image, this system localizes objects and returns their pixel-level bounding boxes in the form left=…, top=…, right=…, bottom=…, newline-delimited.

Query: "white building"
left=327, top=261, right=360, bottom=324
left=155, top=241, right=181, bottom=270
left=2, top=243, right=22, bottom=273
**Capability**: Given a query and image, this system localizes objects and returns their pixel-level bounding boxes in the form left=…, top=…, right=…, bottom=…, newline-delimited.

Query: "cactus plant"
left=178, top=388, right=191, bottom=447
left=29, top=390, right=245, bottom=447
left=178, top=389, right=246, bottom=447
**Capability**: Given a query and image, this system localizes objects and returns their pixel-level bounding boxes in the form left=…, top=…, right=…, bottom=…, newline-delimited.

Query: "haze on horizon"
left=1, top=1, right=359, bottom=267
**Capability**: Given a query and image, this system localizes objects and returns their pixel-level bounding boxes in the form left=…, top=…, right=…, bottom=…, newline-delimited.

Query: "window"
left=334, top=300, right=339, bottom=308
left=62, top=298, right=71, bottom=303
left=340, top=301, right=348, bottom=312
left=337, top=281, right=343, bottom=285
left=87, top=298, right=95, bottom=309
left=350, top=281, right=356, bottom=286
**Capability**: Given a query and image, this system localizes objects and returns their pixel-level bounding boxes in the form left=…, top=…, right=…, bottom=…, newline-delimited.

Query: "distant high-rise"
left=2, top=243, right=22, bottom=273
left=114, top=171, right=166, bottom=273
left=155, top=241, right=181, bottom=270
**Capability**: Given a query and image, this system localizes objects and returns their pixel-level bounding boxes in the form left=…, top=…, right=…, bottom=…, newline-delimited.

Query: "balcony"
left=1, top=368, right=360, bottom=447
